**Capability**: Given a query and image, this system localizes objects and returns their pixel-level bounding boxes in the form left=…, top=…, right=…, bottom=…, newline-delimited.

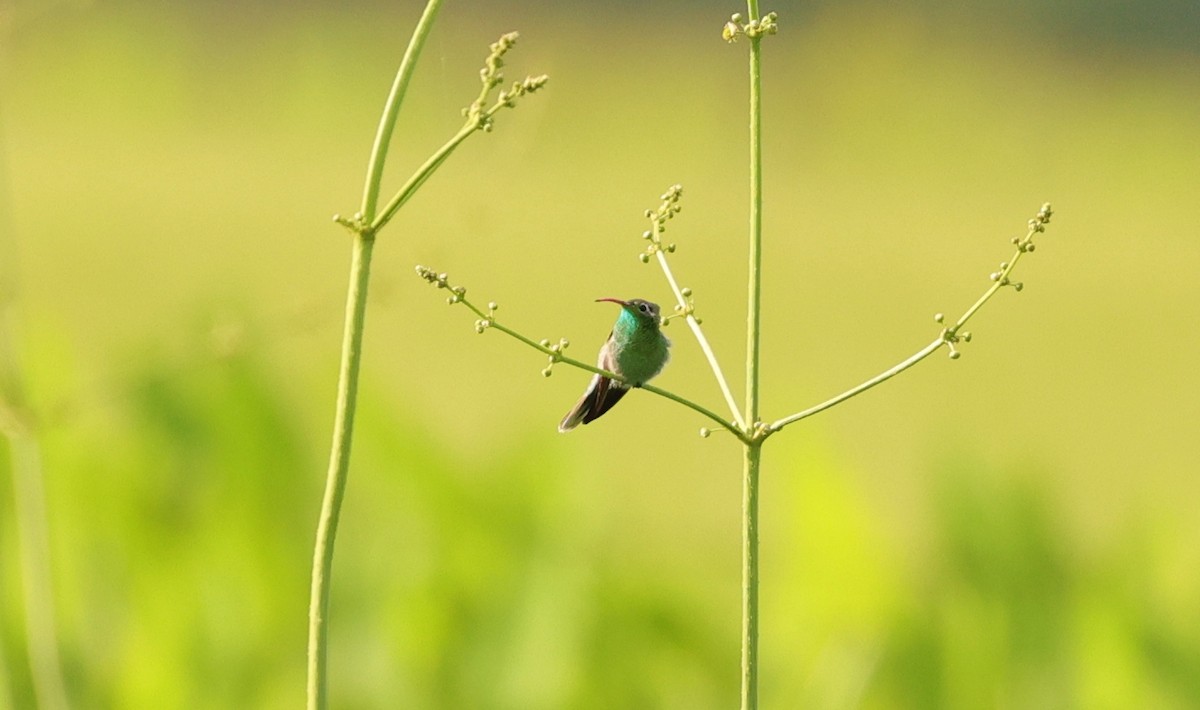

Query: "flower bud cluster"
left=414, top=265, right=466, bottom=304
left=638, top=184, right=683, bottom=263
left=462, top=32, right=548, bottom=132
left=934, top=313, right=974, bottom=359
left=723, top=11, right=779, bottom=42
left=539, top=337, right=571, bottom=377
left=666, top=286, right=702, bottom=326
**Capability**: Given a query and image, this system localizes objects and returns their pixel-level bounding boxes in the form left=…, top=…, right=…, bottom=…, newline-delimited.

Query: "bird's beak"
left=595, top=297, right=629, bottom=306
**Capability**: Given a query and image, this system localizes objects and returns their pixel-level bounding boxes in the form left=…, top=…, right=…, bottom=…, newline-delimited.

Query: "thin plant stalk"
left=9, top=434, right=70, bottom=710
left=740, top=441, right=762, bottom=710
left=372, top=123, right=472, bottom=232
left=360, top=0, right=445, bottom=222
left=767, top=204, right=1051, bottom=434
left=741, top=1, right=765, bottom=707
left=653, top=248, right=746, bottom=430
left=307, top=2, right=441, bottom=707
left=0, top=114, right=69, bottom=708
left=307, top=233, right=376, bottom=710
left=769, top=338, right=943, bottom=431
left=308, top=7, right=550, bottom=706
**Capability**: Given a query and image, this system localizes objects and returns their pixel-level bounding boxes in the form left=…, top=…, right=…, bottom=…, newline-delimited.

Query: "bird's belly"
left=615, top=339, right=669, bottom=385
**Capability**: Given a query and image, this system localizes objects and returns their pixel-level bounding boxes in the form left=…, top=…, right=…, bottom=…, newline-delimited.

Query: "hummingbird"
left=558, top=298, right=671, bottom=432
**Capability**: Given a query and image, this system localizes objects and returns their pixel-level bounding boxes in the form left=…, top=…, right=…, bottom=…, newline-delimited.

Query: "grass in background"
left=3, top=315, right=1200, bottom=707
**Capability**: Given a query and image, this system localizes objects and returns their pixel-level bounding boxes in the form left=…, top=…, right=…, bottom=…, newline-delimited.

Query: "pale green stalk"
left=360, top=0, right=444, bottom=222
left=373, top=49, right=547, bottom=233
left=307, top=233, right=376, bottom=710
left=653, top=249, right=746, bottom=429
left=741, top=439, right=762, bottom=710
left=767, top=206, right=1050, bottom=434
left=8, top=433, right=69, bottom=710
left=0, top=109, right=68, bottom=709
left=768, top=339, right=944, bottom=432
left=741, top=1, right=765, bottom=708
left=308, top=2, right=441, bottom=707
left=0, top=376, right=70, bottom=710
left=371, top=123, right=473, bottom=232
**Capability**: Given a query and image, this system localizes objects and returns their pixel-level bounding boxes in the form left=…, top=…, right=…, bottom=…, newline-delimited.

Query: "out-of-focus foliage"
left=2, top=0, right=1198, bottom=707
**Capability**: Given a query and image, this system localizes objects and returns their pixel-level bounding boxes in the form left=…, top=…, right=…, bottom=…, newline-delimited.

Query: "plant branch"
left=360, top=0, right=444, bottom=222
left=725, top=6, right=778, bottom=709
left=767, top=337, right=944, bottom=433
left=742, top=10, right=764, bottom=708
left=740, top=440, right=762, bottom=710
left=657, top=262, right=746, bottom=430
left=0, top=123, right=69, bottom=709
left=744, top=19, right=764, bottom=436
left=7, top=433, right=70, bottom=710
left=310, top=15, right=547, bottom=710
left=766, top=203, right=1053, bottom=435
left=414, top=267, right=749, bottom=441
left=640, top=186, right=748, bottom=430
left=308, top=233, right=375, bottom=710
left=370, top=123, right=475, bottom=232
left=370, top=41, right=548, bottom=234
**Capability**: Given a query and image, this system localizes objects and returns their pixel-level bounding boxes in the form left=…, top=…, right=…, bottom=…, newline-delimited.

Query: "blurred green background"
left=2, top=0, right=1199, bottom=707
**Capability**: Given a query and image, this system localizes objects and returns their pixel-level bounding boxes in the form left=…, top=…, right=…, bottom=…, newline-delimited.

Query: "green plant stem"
left=767, top=211, right=1048, bottom=434
left=308, top=233, right=376, bottom=710
left=308, top=5, right=442, bottom=706
left=767, top=338, right=944, bottom=432
left=654, top=249, right=746, bottom=430
left=372, top=74, right=546, bottom=233
left=6, top=431, right=70, bottom=710
left=1, top=220, right=69, bottom=710
left=371, top=122, right=474, bottom=233
left=951, top=239, right=1034, bottom=330
left=360, top=0, right=444, bottom=221
left=744, top=10, right=764, bottom=434
left=742, top=1, right=764, bottom=707
left=741, top=441, right=762, bottom=710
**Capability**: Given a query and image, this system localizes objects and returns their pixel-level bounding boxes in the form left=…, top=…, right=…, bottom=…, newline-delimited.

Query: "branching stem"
left=360, top=0, right=445, bottom=222
left=767, top=338, right=944, bottom=433
left=654, top=249, right=747, bottom=430
left=767, top=204, right=1051, bottom=434
left=308, top=233, right=376, bottom=710
left=741, top=1, right=765, bottom=707
left=372, top=73, right=548, bottom=233
left=309, top=2, right=443, bottom=700
left=372, top=123, right=474, bottom=232
left=309, top=3, right=554, bottom=708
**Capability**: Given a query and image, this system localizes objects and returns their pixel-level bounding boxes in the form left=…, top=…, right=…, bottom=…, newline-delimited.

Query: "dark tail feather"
left=585, top=381, right=628, bottom=423
left=558, top=375, right=629, bottom=432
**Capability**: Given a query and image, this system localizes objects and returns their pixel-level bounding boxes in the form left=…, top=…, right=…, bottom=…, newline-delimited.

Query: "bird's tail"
left=558, top=374, right=629, bottom=432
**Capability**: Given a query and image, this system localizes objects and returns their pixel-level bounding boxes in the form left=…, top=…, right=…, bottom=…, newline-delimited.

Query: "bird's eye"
left=638, top=303, right=649, bottom=313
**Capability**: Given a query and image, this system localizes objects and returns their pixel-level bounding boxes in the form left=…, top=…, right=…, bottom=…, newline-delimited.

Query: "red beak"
left=595, top=297, right=629, bottom=306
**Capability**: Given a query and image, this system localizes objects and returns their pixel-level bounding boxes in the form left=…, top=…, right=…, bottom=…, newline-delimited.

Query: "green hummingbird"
left=558, top=298, right=671, bottom=432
